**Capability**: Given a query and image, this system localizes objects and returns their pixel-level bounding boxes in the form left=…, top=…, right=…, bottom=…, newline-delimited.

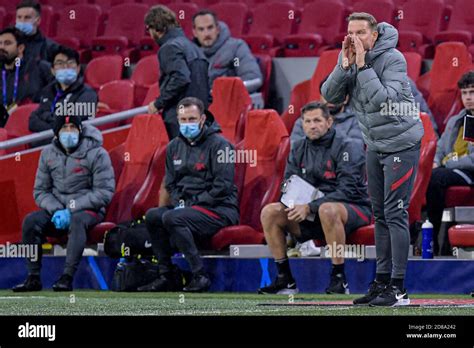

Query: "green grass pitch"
left=0, top=291, right=473, bottom=316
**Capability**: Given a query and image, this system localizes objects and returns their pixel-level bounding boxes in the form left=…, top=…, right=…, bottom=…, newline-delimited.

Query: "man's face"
left=148, top=28, right=163, bottom=43
left=0, top=33, right=22, bottom=64
left=52, top=53, right=80, bottom=76
left=347, top=20, right=378, bottom=51
left=177, top=105, right=206, bottom=127
left=302, top=108, right=333, bottom=141
left=193, top=14, right=219, bottom=48
left=16, top=7, right=40, bottom=34
left=461, top=86, right=474, bottom=112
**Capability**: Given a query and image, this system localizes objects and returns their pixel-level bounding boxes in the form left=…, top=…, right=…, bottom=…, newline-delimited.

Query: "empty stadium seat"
left=4, top=104, right=38, bottom=139
left=403, top=51, right=422, bottom=81
left=348, top=112, right=437, bottom=245
left=254, top=53, right=272, bottom=103
left=38, top=5, right=55, bottom=37
left=352, top=0, right=396, bottom=25
left=137, top=37, right=159, bottom=59
left=209, top=77, right=252, bottom=144
left=210, top=109, right=290, bottom=250
left=448, top=225, right=474, bottom=248
left=142, top=82, right=160, bottom=106
left=91, top=0, right=135, bottom=12
left=54, top=5, right=102, bottom=48
left=44, top=0, right=88, bottom=10
left=84, top=55, right=124, bottom=91
left=167, top=3, right=199, bottom=39
left=397, top=0, right=447, bottom=58
left=0, top=128, right=7, bottom=157
left=208, top=2, right=250, bottom=37
left=97, top=80, right=135, bottom=117
left=91, top=3, right=149, bottom=61
left=445, top=187, right=474, bottom=208
left=130, top=55, right=160, bottom=107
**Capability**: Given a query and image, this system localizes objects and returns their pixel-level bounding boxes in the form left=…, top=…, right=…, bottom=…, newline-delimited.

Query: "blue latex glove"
left=51, top=209, right=71, bottom=230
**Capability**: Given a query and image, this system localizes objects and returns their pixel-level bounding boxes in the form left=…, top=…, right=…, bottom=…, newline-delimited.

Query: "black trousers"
left=22, top=210, right=102, bottom=277
left=426, top=167, right=472, bottom=254
left=145, top=206, right=228, bottom=274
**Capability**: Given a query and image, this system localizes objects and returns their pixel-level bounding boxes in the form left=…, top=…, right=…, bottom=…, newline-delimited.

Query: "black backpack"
left=111, top=257, right=159, bottom=292
left=103, top=219, right=154, bottom=259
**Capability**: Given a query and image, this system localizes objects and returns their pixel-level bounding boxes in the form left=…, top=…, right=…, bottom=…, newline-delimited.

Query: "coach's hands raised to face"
left=353, top=36, right=367, bottom=69
left=341, top=35, right=356, bottom=70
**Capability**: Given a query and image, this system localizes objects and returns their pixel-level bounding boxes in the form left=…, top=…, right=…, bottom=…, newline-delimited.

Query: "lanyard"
left=2, top=63, right=20, bottom=108
left=50, top=90, right=64, bottom=114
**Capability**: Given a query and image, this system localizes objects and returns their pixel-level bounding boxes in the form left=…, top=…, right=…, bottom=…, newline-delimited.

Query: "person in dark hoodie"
left=138, top=97, right=239, bottom=293
left=29, top=46, right=97, bottom=133
left=0, top=27, right=52, bottom=126
left=192, top=10, right=263, bottom=93
left=145, top=5, right=211, bottom=139
left=12, top=116, right=115, bottom=292
left=259, top=102, right=371, bottom=295
left=322, top=13, right=424, bottom=306
left=15, top=0, right=59, bottom=63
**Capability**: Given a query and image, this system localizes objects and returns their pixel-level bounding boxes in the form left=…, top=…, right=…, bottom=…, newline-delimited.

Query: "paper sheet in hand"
left=280, top=175, right=324, bottom=222
left=464, top=113, right=474, bottom=142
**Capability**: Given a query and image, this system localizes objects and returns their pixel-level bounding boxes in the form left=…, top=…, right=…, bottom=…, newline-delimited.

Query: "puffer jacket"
left=33, top=124, right=115, bottom=215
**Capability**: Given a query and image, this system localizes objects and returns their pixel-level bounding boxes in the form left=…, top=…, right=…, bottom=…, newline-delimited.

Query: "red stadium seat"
left=281, top=79, right=311, bottom=133
left=137, top=37, right=159, bottom=59
left=4, top=104, right=37, bottom=139
left=403, top=52, right=422, bottom=81
left=130, top=55, right=160, bottom=107
left=54, top=5, right=102, bottom=48
left=91, top=0, right=135, bottom=12
left=38, top=5, right=55, bottom=37
left=141, top=0, right=176, bottom=6
left=97, top=80, right=135, bottom=117
left=352, top=0, right=396, bottom=25
left=84, top=55, right=124, bottom=91
left=254, top=53, right=272, bottom=102
left=142, top=82, right=160, bottom=106
left=209, top=77, right=252, bottom=144
left=167, top=3, right=199, bottom=39
left=349, top=112, right=437, bottom=245
left=208, top=2, right=250, bottom=37
left=211, top=109, right=290, bottom=250
left=44, top=0, right=88, bottom=10
left=434, top=0, right=474, bottom=54
left=308, top=49, right=340, bottom=101
left=396, top=0, right=447, bottom=58
left=0, top=128, right=7, bottom=157
left=448, top=225, right=474, bottom=248
left=445, top=187, right=474, bottom=208
left=0, top=7, right=5, bottom=29
left=91, top=3, right=149, bottom=61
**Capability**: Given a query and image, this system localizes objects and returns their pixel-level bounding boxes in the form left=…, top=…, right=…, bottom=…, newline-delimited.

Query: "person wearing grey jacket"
left=426, top=71, right=474, bottom=255
left=192, top=11, right=263, bottom=93
left=13, top=116, right=115, bottom=293
left=322, top=13, right=424, bottom=307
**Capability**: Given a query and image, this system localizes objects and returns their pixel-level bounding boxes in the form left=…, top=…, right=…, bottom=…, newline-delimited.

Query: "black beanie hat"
left=53, top=115, right=82, bottom=136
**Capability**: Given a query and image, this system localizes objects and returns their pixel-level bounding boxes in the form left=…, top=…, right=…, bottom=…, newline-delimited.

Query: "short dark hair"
left=348, top=12, right=378, bottom=32
left=51, top=45, right=80, bottom=65
left=0, top=27, right=26, bottom=46
left=192, top=10, right=218, bottom=27
left=301, top=101, right=331, bottom=120
left=176, top=97, right=205, bottom=115
left=145, top=5, right=180, bottom=33
left=458, top=71, right=474, bottom=89
left=16, top=0, right=41, bottom=16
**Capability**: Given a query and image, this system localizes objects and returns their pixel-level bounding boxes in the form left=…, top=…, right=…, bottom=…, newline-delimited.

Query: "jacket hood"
left=157, top=27, right=185, bottom=46
left=333, top=107, right=356, bottom=123
left=52, top=124, right=103, bottom=158
left=201, top=21, right=231, bottom=57
left=366, top=22, right=398, bottom=63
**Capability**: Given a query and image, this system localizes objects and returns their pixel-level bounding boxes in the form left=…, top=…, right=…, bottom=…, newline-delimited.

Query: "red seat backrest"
left=131, top=55, right=160, bottom=88
left=103, top=3, right=149, bottom=45
left=98, top=80, right=135, bottom=112
left=85, top=55, right=124, bottom=90
left=352, top=0, right=396, bottom=24
left=407, top=112, right=437, bottom=224
left=297, top=0, right=346, bottom=45
left=397, top=0, right=446, bottom=42
left=167, top=3, right=199, bottom=39
left=209, top=3, right=250, bottom=37
left=309, top=49, right=340, bottom=101
left=403, top=52, right=422, bottom=81
left=104, top=114, right=168, bottom=223
left=209, top=77, right=252, bottom=144
left=56, top=4, right=102, bottom=47
left=142, top=82, right=160, bottom=106
left=39, top=5, right=55, bottom=37
left=4, top=104, right=38, bottom=139
left=239, top=109, right=289, bottom=230
left=446, top=0, right=474, bottom=33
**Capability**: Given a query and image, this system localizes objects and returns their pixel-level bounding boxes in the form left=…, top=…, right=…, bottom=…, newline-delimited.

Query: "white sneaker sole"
left=276, top=288, right=299, bottom=295
left=393, top=298, right=410, bottom=306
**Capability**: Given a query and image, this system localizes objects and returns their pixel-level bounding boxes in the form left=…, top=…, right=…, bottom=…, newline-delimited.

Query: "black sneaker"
left=353, top=280, right=387, bottom=305
left=326, top=273, right=350, bottom=294
left=52, top=274, right=73, bottom=292
left=12, top=275, right=42, bottom=292
left=183, top=272, right=211, bottom=293
left=369, top=285, right=410, bottom=307
left=138, top=267, right=185, bottom=292
left=258, top=275, right=298, bottom=295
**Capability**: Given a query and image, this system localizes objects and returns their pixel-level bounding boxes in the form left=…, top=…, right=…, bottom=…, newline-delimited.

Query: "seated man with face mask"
left=13, top=116, right=115, bottom=292
left=138, top=97, right=239, bottom=293
left=28, top=46, right=97, bottom=133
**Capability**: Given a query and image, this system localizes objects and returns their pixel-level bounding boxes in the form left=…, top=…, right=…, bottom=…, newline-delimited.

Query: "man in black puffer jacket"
left=138, top=97, right=239, bottom=293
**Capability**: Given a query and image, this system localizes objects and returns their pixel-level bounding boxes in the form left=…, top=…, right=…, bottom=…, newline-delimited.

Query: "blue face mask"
left=179, top=122, right=201, bottom=139
left=59, top=131, right=79, bottom=149
left=55, top=68, right=78, bottom=85
left=15, top=21, right=35, bottom=36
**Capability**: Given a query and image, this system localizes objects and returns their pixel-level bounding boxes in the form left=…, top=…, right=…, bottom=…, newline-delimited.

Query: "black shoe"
left=183, top=272, right=211, bottom=293
left=12, top=275, right=42, bottom=292
left=52, top=274, right=73, bottom=292
left=325, top=273, right=350, bottom=294
left=353, top=280, right=387, bottom=305
left=137, top=267, right=185, bottom=292
left=258, top=275, right=298, bottom=295
left=369, top=285, right=410, bottom=307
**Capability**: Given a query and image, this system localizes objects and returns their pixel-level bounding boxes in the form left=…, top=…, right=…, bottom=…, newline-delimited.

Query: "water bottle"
left=421, top=219, right=434, bottom=259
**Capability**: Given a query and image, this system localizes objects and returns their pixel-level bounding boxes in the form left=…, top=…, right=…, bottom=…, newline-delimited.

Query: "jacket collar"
left=157, top=27, right=185, bottom=46
left=306, top=127, right=335, bottom=147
